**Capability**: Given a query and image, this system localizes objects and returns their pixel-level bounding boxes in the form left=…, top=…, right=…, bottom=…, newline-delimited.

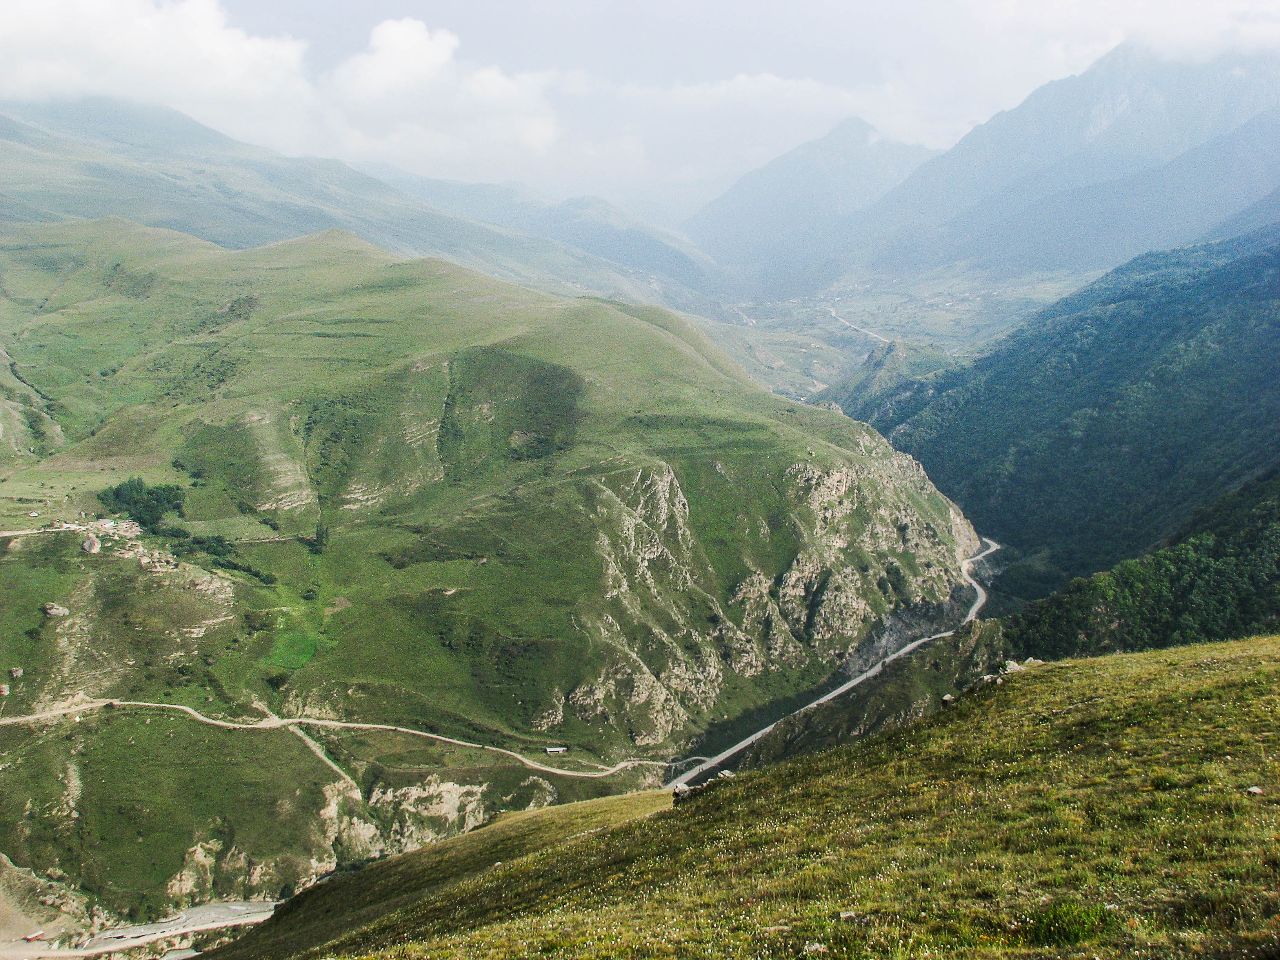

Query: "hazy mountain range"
left=683, top=118, right=936, bottom=288
left=685, top=45, right=1280, bottom=297
left=1, top=36, right=1279, bottom=959
left=0, top=99, right=718, bottom=313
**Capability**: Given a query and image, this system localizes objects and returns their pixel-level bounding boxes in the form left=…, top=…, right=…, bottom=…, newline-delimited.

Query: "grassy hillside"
left=213, top=636, right=1280, bottom=959
left=854, top=226, right=1280, bottom=600
left=0, top=219, right=977, bottom=916
left=212, top=791, right=669, bottom=960
left=0, top=99, right=695, bottom=308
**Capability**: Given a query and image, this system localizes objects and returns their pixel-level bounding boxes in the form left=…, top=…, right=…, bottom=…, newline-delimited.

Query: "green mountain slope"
left=1002, top=468, right=1280, bottom=660
left=849, top=226, right=1280, bottom=598
left=214, top=636, right=1280, bottom=960
left=359, top=168, right=716, bottom=292
left=210, top=791, right=669, bottom=960
left=0, top=219, right=978, bottom=917
left=0, top=99, right=682, bottom=306
left=743, top=465, right=1280, bottom=768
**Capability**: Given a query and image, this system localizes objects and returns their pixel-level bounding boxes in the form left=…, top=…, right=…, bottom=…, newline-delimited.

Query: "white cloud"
left=315, top=19, right=559, bottom=178
left=0, top=1, right=562, bottom=182
left=0, top=0, right=313, bottom=141
left=977, top=0, right=1280, bottom=61
left=1, top=0, right=1279, bottom=220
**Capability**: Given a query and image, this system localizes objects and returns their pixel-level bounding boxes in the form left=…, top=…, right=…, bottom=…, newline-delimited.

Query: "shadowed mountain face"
left=842, top=226, right=1280, bottom=598
left=0, top=218, right=978, bottom=916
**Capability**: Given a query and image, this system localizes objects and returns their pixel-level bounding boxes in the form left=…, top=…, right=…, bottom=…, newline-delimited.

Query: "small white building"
left=544, top=746, right=568, bottom=755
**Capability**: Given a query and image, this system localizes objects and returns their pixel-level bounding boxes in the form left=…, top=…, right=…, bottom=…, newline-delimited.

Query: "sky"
left=2, top=1, right=1279, bottom=223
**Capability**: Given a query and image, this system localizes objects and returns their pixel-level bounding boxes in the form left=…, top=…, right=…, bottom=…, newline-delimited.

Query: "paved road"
left=0, top=902, right=277, bottom=959
left=667, top=539, right=1001, bottom=788
left=826, top=307, right=890, bottom=344
left=1, top=539, right=997, bottom=789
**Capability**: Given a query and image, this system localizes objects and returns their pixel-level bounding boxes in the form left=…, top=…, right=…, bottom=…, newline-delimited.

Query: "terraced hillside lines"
left=0, top=218, right=979, bottom=916
left=245, top=411, right=317, bottom=516
left=228, top=637, right=1280, bottom=960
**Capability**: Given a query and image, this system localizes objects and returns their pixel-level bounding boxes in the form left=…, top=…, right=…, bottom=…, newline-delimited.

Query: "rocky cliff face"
left=0, top=222, right=983, bottom=926
left=552, top=443, right=979, bottom=751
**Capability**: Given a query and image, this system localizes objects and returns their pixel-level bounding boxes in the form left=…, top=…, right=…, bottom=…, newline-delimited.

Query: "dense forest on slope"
left=854, top=226, right=1280, bottom=598
left=1002, top=469, right=1280, bottom=660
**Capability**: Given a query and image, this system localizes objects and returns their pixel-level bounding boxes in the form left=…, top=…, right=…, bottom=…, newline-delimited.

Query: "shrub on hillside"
left=98, top=477, right=185, bottom=531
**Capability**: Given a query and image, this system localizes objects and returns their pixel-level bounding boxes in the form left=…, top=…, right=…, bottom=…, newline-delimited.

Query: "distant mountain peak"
left=825, top=116, right=877, bottom=139
left=0, top=96, right=239, bottom=156
left=684, top=117, right=936, bottom=274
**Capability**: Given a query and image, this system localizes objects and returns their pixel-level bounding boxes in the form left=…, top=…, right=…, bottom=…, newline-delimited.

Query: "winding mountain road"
left=0, top=701, right=668, bottom=779
left=666, top=538, right=1001, bottom=788
left=0, top=540, right=998, bottom=789
left=0, top=540, right=998, bottom=956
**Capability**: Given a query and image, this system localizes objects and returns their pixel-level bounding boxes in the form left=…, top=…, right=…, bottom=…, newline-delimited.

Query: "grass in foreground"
left=212, top=791, right=670, bottom=960
left=225, top=636, right=1280, bottom=959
